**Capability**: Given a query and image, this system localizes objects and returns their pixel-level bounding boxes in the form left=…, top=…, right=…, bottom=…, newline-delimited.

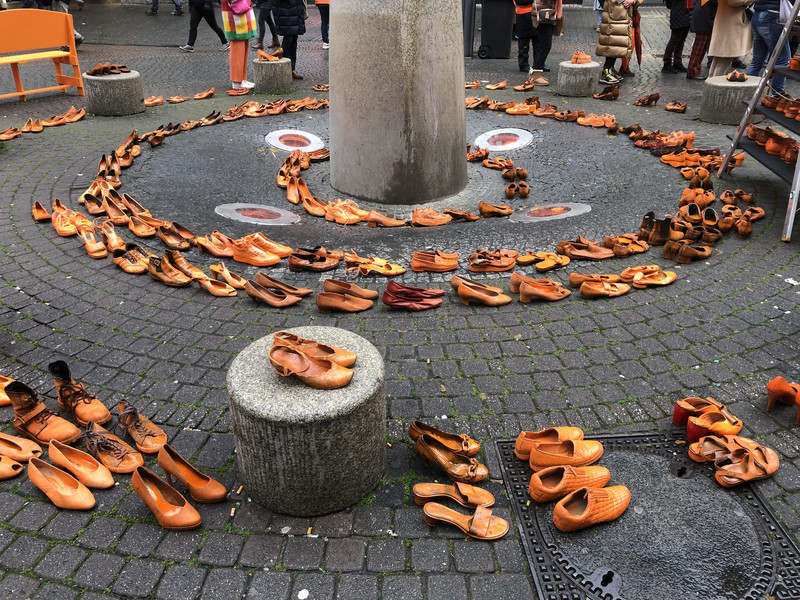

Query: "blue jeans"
left=747, top=10, right=790, bottom=94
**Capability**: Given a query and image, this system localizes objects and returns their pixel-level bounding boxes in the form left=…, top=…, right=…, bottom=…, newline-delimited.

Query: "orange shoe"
left=514, top=427, right=584, bottom=460
left=529, top=465, right=611, bottom=502
left=28, top=458, right=96, bottom=510
left=553, top=486, right=631, bottom=532
left=571, top=51, right=591, bottom=64
left=529, top=439, right=604, bottom=471
left=132, top=466, right=202, bottom=529
left=232, top=239, right=280, bottom=267
left=412, top=208, right=452, bottom=227
left=686, top=409, right=743, bottom=442
left=766, top=376, right=800, bottom=411
left=49, top=361, right=111, bottom=426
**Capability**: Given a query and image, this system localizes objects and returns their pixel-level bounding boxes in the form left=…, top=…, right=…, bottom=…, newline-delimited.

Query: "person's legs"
left=187, top=5, right=203, bottom=46
left=748, top=12, right=789, bottom=93
left=319, top=4, right=329, bottom=44
left=230, top=39, right=248, bottom=83
left=708, top=56, right=732, bottom=78
left=172, top=0, right=182, bottom=10
left=517, top=36, right=532, bottom=72
left=746, top=12, right=769, bottom=77
left=264, top=9, right=279, bottom=46
left=256, top=7, right=267, bottom=45
left=203, top=7, right=227, bottom=44
left=686, top=33, right=710, bottom=78
left=663, top=29, right=680, bottom=71
left=531, top=24, right=553, bottom=70
left=671, top=26, right=689, bottom=68
left=282, top=35, right=298, bottom=71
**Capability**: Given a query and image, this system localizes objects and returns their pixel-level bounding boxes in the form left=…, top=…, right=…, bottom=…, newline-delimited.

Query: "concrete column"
left=329, top=0, right=468, bottom=205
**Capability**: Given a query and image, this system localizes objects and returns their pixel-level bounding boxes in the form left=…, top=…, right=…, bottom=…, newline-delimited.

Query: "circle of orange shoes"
left=408, top=421, right=509, bottom=540
left=515, top=427, right=631, bottom=532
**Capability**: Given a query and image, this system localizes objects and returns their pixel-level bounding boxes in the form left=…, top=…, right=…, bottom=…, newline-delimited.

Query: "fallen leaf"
left=440, top=384, right=447, bottom=392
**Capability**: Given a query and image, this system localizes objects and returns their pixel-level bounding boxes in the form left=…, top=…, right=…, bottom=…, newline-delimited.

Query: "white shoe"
left=240, top=80, right=255, bottom=89
left=322, top=42, right=329, bottom=49
left=231, top=81, right=243, bottom=89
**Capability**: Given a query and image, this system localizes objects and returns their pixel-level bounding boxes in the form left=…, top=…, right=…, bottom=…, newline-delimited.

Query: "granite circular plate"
left=265, top=129, right=325, bottom=152
left=473, top=128, right=533, bottom=152
left=508, top=202, right=591, bottom=223
left=215, top=203, right=300, bottom=225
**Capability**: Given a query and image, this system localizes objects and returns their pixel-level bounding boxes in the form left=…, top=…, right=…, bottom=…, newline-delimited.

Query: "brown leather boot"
left=5, top=381, right=81, bottom=446
left=117, top=400, right=167, bottom=454
left=48, top=361, right=112, bottom=426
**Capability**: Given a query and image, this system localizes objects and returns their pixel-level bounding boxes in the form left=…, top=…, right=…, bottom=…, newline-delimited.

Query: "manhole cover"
left=508, top=202, right=591, bottom=223
left=215, top=203, right=299, bottom=225
left=265, top=129, right=325, bottom=152
left=498, top=432, right=800, bottom=600
left=473, top=128, right=533, bottom=152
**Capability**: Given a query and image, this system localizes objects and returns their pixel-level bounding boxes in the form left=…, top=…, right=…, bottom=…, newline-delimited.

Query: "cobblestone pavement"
left=1, top=2, right=800, bottom=599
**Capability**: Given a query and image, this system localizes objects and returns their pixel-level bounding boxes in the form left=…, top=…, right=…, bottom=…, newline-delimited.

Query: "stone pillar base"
left=252, top=58, right=293, bottom=95
left=84, top=70, right=144, bottom=116
left=556, top=61, right=600, bottom=97
left=699, top=76, right=763, bottom=125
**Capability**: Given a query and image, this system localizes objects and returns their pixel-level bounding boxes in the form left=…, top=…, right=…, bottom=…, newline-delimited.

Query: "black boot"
left=662, top=61, right=677, bottom=74
left=673, top=62, right=687, bottom=72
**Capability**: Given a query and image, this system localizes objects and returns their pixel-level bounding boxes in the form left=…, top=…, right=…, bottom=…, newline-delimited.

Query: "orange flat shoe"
left=144, top=96, right=163, bottom=107
left=0, top=456, right=23, bottom=480
left=132, top=466, right=202, bottom=530
left=273, top=330, right=357, bottom=368
left=366, top=210, right=406, bottom=227
left=485, top=80, right=507, bottom=90
left=315, top=291, right=373, bottom=313
left=579, top=281, right=631, bottom=298
left=619, top=265, right=659, bottom=283
left=571, top=51, right=591, bottom=64
left=244, top=280, right=303, bottom=307
left=529, top=465, right=611, bottom=502
left=416, top=433, right=488, bottom=483
left=32, top=201, right=51, bottom=221
left=269, top=345, right=354, bottom=389
left=157, top=444, right=227, bottom=503
left=28, top=458, right=96, bottom=510
left=322, top=279, right=378, bottom=300
left=456, top=280, right=512, bottom=306
left=411, top=250, right=459, bottom=272
left=529, top=439, right=604, bottom=471
left=553, top=486, right=631, bottom=532
left=568, top=273, right=621, bottom=287
left=408, top=420, right=480, bottom=456
left=423, top=503, right=508, bottom=540
left=412, top=208, right=452, bottom=227
left=514, top=427, right=584, bottom=460
left=128, top=215, right=156, bottom=237
left=194, top=87, right=214, bottom=100
left=49, top=440, right=114, bottom=489
left=478, top=201, right=513, bottom=218
left=631, top=269, right=677, bottom=288
left=0, top=431, right=42, bottom=462
left=519, top=279, right=571, bottom=302
left=413, top=482, right=494, bottom=508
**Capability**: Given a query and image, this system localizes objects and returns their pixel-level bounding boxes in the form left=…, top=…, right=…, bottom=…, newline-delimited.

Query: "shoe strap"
left=468, top=506, right=493, bottom=537
left=15, top=402, right=55, bottom=426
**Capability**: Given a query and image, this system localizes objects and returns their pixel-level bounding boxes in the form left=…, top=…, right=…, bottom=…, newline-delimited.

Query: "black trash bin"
left=463, top=0, right=476, bottom=57
left=478, top=0, right=515, bottom=59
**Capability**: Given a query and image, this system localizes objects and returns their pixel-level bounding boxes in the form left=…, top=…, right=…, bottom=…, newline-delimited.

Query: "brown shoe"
left=244, top=280, right=303, bottom=307
left=268, top=345, right=354, bottom=389
left=456, top=280, right=512, bottom=306
left=148, top=257, right=192, bottom=287
left=158, top=224, right=192, bottom=250
left=256, top=273, right=313, bottom=297
left=443, top=209, right=480, bottom=222
left=164, top=250, right=206, bottom=280
left=113, top=244, right=148, bottom=274
left=316, top=291, right=374, bottom=313
left=157, top=444, right=227, bottom=503
left=555, top=239, right=614, bottom=261
left=83, top=421, right=144, bottom=474
left=411, top=208, right=452, bottom=227
left=411, top=250, right=459, bottom=272
left=48, top=361, right=111, bottom=427
left=132, top=466, right=202, bottom=529
left=273, top=330, right=357, bottom=367
left=117, top=400, right=167, bottom=454
left=415, top=433, right=488, bottom=483
left=232, top=239, right=281, bottom=267
left=288, top=248, right=340, bottom=272
left=408, top=420, right=480, bottom=456
left=322, top=279, right=379, bottom=300
left=28, top=458, right=96, bottom=510
left=478, top=201, right=513, bottom=218
left=468, top=249, right=516, bottom=272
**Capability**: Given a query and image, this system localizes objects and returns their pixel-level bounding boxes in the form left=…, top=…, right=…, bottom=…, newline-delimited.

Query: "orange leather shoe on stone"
left=529, top=439, right=605, bottom=471
left=529, top=465, right=612, bottom=502
left=423, top=503, right=508, bottom=540
left=408, top=420, right=480, bottom=456
left=316, top=291, right=374, bottom=313
left=49, top=440, right=115, bottom=489
left=766, top=376, right=800, bottom=411
left=48, top=361, right=111, bottom=426
left=132, top=466, right=202, bottom=530
left=117, top=400, right=167, bottom=453
left=322, top=279, right=379, bottom=300
left=0, top=431, right=42, bottom=462
left=232, top=239, right=281, bottom=267
left=686, top=409, right=743, bottom=443
left=158, top=444, right=227, bottom=503
left=413, top=482, right=494, bottom=508
left=411, top=250, right=459, bottom=273
left=478, top=201, right=514, bottom=217
left=268, top=345, right=354, bottom=389
left=553, top=485, right=631, bottom=532
left=28, top=458, right=96, bottom=510
left=6, top=381, right=81, bottom=446
left=273, top=330, right=357, bottom=367
left=514, top=427, right=584, bottom=460
left=415, top=433, right=488, bottom=483
left=83, top=421, right=144, bottom=474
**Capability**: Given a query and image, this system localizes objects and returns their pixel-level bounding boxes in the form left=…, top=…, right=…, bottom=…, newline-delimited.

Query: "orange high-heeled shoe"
left=766, top=376, right=800, bottom=412
left=132, top=466, right=202, bottom=529
left=210, top=262, right=246, bottom=289
left=157, top=444, right=227, bottom=503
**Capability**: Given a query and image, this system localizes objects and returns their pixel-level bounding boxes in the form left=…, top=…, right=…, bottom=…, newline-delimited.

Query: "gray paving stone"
left=246, top=571, right=291, bottom=600
left=238, top=534, right=283, bottom=569
left=34, top=544, right=87, bottom=581
left=453, top=540, right=495, bottom=573
left=0, top=493, right=25, bottom=521
left=200, top=568, right=249, bottom=600
left=116, top=523, right=164, bottom=557
left=366, top=539, right=406, bottom=572
left=42, top=510, right=93, bottom=541
left=157, top=565, right=206, bottom=600
left=0, top=574, right=40, bottom=599
left=8, top=501, right=56, bottom=532
left=232, top=501, right=273, bottom=532
left=334, top=574, right=378, bottom=600
left=470, top=573, right=535, bottom=599
left=282, top=536, right=325, bottom=571
left=155, top=530, right=204, bottom=561
left=353, top=507, right=392, bottom=536
left=427, top=574, right=469, bottom=600
left=411, top=538, right=450, bottom=573
left=112, top=559, right=165, bottom=598
left=382, top=574, right=423, bottom=600
left=72, top=552, right=125, bottom=591
left=34, top=582, right=79, bottom=600
left=198, top=532, right=243, bottom=567
left=78, top=516, right=128, bottom=551
left=0, top=535, right=48, bottom=570
left=324, top=538, right=365, bottom=572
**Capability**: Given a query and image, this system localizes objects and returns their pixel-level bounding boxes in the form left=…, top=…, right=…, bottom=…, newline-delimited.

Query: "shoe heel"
left=518, top=293, right=531, bottom=303
left=766, top=393, right=779, bottom=412
left=461, top=297, right=470, bottom=306
left=509, top=283, right=520, bottom=294
left=368, top=222, right=377, bottom=227
left=413, top=494, right=428, bottom=506
left=164, top=472, right=174, bottom=487
left=424, top=515, right=438, bottom=528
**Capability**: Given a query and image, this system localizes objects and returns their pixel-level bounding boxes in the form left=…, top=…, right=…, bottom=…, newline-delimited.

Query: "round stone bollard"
left=252, top=57, right=293, bottom=95
left=557, top=61, right=600, bottom=97
left=83, top=70, right=145, bottom=116
left=227, top=326, right=386, bottom=517
left=699, top=75, right=763, bottom=125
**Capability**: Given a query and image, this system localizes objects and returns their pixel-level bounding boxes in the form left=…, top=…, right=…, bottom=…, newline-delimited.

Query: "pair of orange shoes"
left=268, top=330, right=356, bottom=389
left=411, top=250, right=459, bottom=273
left=672, top=396, right=743, bottom=442
left=571, top=51, right=591, bottom=64
left=516, top=428, right=630, bottom=532
left=688, top=434, right=780, bottom=487
left=576, top=113, right=616, bottom=128
left=257, top=48, right=283, bottom=62
left=516, top=251, right=570, bottom=272
left=316, top=279, right=376, bottom=313
left=509, top=271, right=570, bottom=302
left=450, top=274, right=512, bottom=306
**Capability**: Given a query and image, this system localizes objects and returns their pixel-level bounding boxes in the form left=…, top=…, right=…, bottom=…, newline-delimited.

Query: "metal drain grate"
left=497, top=432, right=800, bottom=600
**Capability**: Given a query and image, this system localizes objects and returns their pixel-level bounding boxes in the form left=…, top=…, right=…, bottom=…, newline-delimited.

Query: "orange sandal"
left=413, top=482, right=495, bottom=508
left=423, top=503, right=509, bottom=540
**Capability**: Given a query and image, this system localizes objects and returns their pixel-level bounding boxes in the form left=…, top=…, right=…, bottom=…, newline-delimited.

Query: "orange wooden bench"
left=0, top=9, right=84, bottom=102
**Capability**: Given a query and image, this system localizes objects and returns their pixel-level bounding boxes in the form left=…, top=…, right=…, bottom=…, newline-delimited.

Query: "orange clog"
left=529, top=439, right=604, bottom=472
left=553, top=486, right=631, bottom=532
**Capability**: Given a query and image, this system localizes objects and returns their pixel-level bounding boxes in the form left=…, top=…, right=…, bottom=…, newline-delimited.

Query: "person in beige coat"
left=707, top=0, right=755, bottom=77
left=595, top=0, right=645, bottom=84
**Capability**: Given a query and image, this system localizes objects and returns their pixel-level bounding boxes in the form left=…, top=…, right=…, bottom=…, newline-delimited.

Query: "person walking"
left=747, top=0, right=790, bottom=94
left=315, top=0, right=329, bottom=49
left=687, top=0, right=717, bottom=79
left=519, top=0, right=562, bottom=84
left=252, top=0, right=280, bottom=49
left=146, top=0, right=183, bottom=16
left=179, top=0, right=230, bottom=52
left=596, top=0, right=644, bottom=84
left=273, top=0, right=306, bottom=80
left=707, top=0, right=755, bottom=78
left=51, top=0, right=84, bottom=46
left=220, top=0, right=257, bottom=89
left=662, top=0, right=691, bottom=72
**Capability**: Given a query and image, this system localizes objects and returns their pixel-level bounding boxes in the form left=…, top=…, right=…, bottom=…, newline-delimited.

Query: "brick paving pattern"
left=1, top=1, right=800, bottom=598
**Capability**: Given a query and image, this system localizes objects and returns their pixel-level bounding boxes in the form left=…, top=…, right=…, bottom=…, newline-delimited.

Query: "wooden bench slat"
left=0, top=51, right=71, bottom=65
